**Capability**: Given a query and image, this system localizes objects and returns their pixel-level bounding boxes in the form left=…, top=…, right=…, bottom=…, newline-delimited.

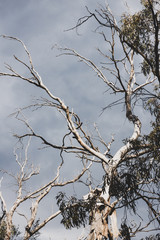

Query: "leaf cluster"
left=141, top=233, right=160, bottom=240
left=120, top=222, right=131, bottom=240
left=108, top=171, right=138, bottom=212
left=108, top=147, right=159, bottom=210
left=144, top=91, right=160, bottom=162
left=0, top=221, right=21, bottom=240
left=109, top=92, right=160, bottom=209
left=56, top=192, right=96, bottom=229
left=120, top=1, right=155, bottom=75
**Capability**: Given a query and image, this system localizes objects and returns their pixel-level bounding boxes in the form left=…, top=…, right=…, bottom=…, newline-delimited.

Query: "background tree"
left=0, top=0, right=159, bottom=239
left=0, top=135, right=90, bottom=240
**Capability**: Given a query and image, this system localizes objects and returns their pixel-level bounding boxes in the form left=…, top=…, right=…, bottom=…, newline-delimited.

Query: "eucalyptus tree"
left=0, top=0, right=159, bottom=239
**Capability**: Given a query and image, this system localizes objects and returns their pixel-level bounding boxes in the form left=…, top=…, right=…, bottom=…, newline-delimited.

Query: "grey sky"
left=0, top=0, right=148, bottom=239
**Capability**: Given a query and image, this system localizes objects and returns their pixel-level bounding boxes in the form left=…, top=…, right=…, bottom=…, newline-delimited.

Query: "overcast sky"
left=0, top=1, right=149, bottom=239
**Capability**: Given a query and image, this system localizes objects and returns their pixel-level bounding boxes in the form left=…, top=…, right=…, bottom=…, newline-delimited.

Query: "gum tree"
left=0, top=0, right=159, bottom=239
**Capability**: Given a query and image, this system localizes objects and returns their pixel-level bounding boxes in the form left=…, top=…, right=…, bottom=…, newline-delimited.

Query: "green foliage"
left=145, top=90, right=160, bottom=163
left=56, top=192, right=96, bottom=229
left=29, top=219, right=41, bottom=240
left=0, top=219, right=40, bottom=240
left=109, top=88, right=159, bottom=209
left=108, top=171, right=138, bottom=212
left=141, top=233, right=160, bottom=240
left=141, top=60, right=152, bottom=76
left=0, top=221, right=21, bottom=240
left=120, top=222, right=131, bottom=240
left=109, top=134, right=159, bottom=211
left=120, top=0, right=156, bottom=75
